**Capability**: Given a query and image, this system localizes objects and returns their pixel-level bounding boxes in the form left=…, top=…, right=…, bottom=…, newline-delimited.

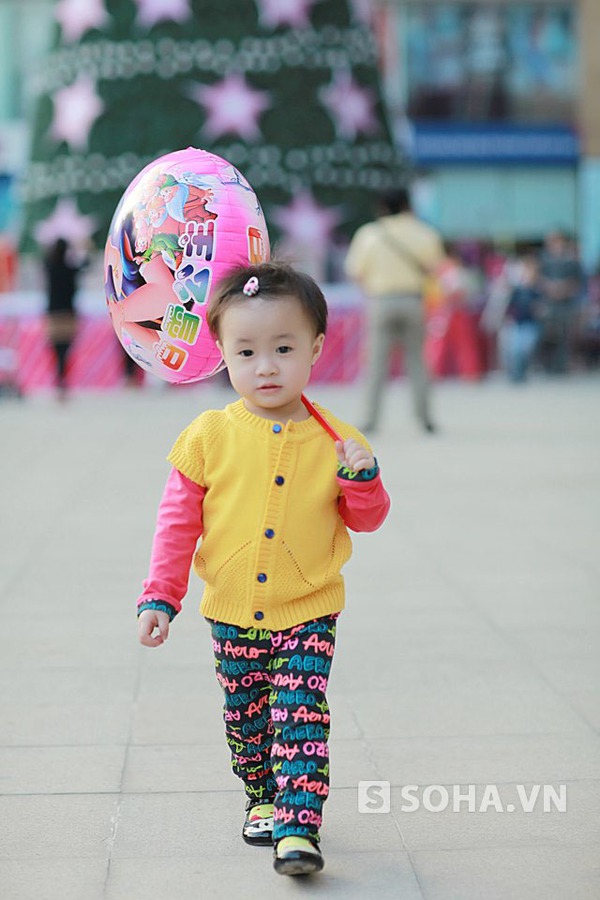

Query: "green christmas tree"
left=22, top=0, right=405, bottom=274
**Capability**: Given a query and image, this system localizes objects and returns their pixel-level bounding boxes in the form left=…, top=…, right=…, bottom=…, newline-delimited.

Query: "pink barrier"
left=0, top=297, right=486, bottom=393
left=0, top=316, right=124, bottom=392
left=0, top=307, right=367, bottom=393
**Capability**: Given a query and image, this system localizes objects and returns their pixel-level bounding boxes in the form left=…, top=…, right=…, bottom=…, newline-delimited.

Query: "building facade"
left=379, top=0, right=600, bottom=267
left=0, top=0, right=598, bottom=269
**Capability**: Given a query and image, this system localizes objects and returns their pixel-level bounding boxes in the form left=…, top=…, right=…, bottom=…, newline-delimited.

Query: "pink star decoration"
left=255, top=0, right=321, bottom=30
left=188, top=74, right=271, bottom=142
left=319, top=71, right=377, bottom=140
left=272, top=191, right=343, bottom=250
left=319, top=70, right=378, bottom=141
left=50, top=77, right=104, bottom=150
left=133, top=0, right=191, bottom=29
left=34, top=198, right=97, bottom=248
left=55, top=0, right=109, bottom=43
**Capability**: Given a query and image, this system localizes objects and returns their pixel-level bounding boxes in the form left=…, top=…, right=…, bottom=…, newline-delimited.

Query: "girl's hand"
left=138, top=609, right=171, bottom=647
left=335, top=439, right=375, bottom=473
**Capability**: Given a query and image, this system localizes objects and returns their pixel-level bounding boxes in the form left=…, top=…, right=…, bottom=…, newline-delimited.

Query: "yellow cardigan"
left=167, top=399, right=370, bottom=631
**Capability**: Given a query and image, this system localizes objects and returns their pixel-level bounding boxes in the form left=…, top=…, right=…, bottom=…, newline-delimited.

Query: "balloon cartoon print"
left=104, top=147, right=270, bottom=383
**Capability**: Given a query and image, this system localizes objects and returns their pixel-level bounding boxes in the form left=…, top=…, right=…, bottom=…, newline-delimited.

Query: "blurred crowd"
left=424, top=229, right=600, bottom=383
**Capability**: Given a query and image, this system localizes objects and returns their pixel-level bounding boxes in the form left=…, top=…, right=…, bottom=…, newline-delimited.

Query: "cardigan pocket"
left=194, top=540, right=252, bottom=585
left=279, top=541, right=318, bottom=594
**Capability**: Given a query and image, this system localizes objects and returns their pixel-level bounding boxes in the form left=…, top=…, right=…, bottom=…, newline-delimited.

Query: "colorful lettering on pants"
left=208, top=614, right=338, bottom=844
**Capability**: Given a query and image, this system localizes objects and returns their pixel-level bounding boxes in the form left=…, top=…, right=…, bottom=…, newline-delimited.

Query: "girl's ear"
left=311, top=333, right=325, bottom=366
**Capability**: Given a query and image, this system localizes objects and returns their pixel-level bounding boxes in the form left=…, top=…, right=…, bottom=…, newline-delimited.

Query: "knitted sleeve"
left=166, top=413, right=212, bottom=486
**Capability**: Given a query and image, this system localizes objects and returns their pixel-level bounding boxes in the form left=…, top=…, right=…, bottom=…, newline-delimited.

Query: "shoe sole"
left=274, top=853, right=324, bottom=876
left=242, top=831, right=273, bottom=846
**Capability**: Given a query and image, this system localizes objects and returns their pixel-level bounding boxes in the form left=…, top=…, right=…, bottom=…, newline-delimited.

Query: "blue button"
left=257, top=573, right=267, bottom=583
left=275, top=476, right=285, bottom=485
left=272, top=423, right=282, bottom=434
left=254, top=611, right=264, bottom=621
left=264, top=529, right=275, bottom=539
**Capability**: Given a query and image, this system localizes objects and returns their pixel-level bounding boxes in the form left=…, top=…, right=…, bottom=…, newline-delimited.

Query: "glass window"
left=403, top=3, right=577, bottom=123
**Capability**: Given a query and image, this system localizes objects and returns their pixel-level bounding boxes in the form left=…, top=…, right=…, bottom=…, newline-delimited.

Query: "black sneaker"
left=242, top=799, right=274, bottom=846
left=273, top=836, right=324, bottom=875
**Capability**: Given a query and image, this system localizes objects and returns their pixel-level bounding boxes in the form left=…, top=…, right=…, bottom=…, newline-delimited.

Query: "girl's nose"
left=256, top=355, right=277, bottom=375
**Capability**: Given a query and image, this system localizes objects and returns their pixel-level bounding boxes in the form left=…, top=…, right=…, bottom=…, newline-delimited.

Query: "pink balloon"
left=104, top=147, right=270, bottom=383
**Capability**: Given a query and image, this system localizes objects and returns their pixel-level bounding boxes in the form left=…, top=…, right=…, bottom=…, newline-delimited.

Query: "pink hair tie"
left=242, top=276, right=259, bottom=296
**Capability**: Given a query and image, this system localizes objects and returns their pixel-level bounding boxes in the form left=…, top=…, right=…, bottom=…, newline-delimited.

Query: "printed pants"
left=208, top=613, right=338, bottom=844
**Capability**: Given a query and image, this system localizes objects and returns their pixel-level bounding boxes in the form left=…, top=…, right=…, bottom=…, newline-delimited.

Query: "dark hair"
left=380, top=188, right=411, bottom=216
left=207, top=261, right=328, bottom=339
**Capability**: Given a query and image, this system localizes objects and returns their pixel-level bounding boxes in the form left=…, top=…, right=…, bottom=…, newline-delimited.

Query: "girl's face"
left=217, top=295, right=324, bottom=421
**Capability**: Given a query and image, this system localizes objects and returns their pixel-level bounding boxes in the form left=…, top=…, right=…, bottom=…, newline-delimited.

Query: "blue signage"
left=410, top=124, right=579, bottom=166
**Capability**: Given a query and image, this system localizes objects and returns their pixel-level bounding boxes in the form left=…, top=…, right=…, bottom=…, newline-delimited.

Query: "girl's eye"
left=277, top=345, right=292, bottom=354
left=239, top=349, right=254, bottom=358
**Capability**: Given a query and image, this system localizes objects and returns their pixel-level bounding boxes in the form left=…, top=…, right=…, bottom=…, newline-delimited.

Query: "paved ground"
left=1, top=374, right=599, bottom=900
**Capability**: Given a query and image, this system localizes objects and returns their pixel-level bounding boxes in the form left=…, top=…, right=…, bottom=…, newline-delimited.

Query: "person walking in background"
left=499, top=254, right=543, bottom=383
left=537, top=230, right=584, bottom=374
left=426, top=243, right=484, bottom=381
left=43, top=237, right=88, bottom=399
left=345, top=188, right=444, bottom=433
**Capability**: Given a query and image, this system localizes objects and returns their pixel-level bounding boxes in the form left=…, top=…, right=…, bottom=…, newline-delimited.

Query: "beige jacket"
left=345, top=212, right=444, bottom=296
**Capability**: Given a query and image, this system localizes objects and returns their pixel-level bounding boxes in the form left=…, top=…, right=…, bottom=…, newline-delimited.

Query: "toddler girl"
left=137, top=262, right=390, bottom=876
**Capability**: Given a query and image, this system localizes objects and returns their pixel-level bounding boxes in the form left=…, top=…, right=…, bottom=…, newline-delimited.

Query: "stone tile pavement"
left=1, top=375, right=599, bottom=899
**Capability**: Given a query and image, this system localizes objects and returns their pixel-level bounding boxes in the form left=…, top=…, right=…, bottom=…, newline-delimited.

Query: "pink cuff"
left=337, top=473, right=391, bottom=533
